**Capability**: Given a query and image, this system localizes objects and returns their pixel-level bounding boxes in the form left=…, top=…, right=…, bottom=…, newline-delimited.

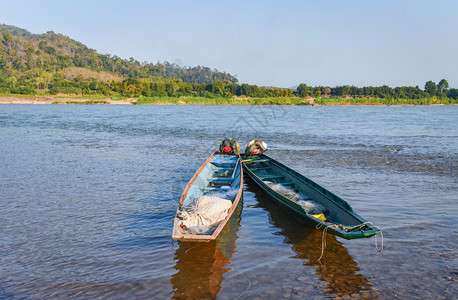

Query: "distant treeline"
left=1, top=24, right=457, bottom=103
left=0, top=72, right=295, bottom=98
left=295, top=81, right=458, bottom=101
left=2, top=71, right=456, bottom=104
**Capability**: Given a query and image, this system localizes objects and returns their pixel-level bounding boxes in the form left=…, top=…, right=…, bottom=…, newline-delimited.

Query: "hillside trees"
left=0, top=25, right=239, bottom=85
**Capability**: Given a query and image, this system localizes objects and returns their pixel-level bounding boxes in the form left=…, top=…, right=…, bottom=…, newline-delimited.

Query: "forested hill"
left=0, top=24, right=238, bottom=84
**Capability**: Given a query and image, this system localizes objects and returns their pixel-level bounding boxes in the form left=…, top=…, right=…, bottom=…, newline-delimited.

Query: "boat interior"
left=244, top=155, right=364, bottom=227
left=183, top=154, right=240, bottom=207
left=244, top=157, right=309, bottom=198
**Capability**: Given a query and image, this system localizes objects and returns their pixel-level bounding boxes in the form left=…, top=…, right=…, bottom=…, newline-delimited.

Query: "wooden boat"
left=172, top=152, right=243, bottom=242
left=242, top=154, right=380, bottom=240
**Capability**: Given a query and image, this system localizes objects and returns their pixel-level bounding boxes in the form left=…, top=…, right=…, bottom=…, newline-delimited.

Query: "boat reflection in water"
left=170, top=200, right=242, bottom=299
left=249, top=181, right=376, bottom=298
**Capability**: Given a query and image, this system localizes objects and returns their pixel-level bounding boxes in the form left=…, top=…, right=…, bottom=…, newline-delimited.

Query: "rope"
left=316, top=222, right=339, bottom=261
left=232, top=276, right=252, bottom=300
left=315, top=221, right=384, bottom=261
left=364, top=222, right=384, bottom=252
left=348, top=222, right=384, bottom=252
left=375, top=229, right=384, bottom=252
left=184, top=245, right=199, bottom=256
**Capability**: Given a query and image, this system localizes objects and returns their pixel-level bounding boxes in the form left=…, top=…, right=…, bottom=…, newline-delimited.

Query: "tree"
left=9, top=76, right=17, bottom=87
left=341, top=85, right=350, bottom=97
left=437, top=79, right=449, bottom=93
left=296, top=83, right=311, bottom=97
left=424, top=81, right=437, bottom=96
left=323, top=87, right=331, bottom=97
left=446, top=88, right=458, bottom=100
left=38, top=40, right=46, bottom=50
left=2, top=32, right=12, bottom=46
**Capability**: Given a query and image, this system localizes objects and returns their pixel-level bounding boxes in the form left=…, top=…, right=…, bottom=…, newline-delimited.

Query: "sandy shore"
left=0, top=96, right=454, bottom=106
left=0, top=96, right=134, bottom=105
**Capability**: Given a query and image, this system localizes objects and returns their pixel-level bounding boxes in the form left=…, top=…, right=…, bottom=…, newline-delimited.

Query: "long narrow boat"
left=242, top=154, right=380, bottom=239
left=172, top=152, right=243, bottom=242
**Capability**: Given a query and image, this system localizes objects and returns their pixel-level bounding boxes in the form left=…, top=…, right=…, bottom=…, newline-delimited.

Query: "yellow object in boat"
left=311, top=213, right=326, bottom=221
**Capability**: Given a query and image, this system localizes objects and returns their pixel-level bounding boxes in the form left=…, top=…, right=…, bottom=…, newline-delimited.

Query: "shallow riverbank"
left=0, top=96, right=133, bottom=105
left=0, top=95, right=456, bottom=106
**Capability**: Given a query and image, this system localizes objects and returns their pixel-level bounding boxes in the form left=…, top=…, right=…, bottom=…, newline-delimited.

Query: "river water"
left=0, top=104, right=456, bottom=299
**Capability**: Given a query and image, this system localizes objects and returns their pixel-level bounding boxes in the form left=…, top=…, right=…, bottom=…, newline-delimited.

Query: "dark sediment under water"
left=0, top=104, right=457, bottom=299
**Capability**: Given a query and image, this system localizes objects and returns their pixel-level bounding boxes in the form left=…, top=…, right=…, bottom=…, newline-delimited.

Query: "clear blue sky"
left=1, top=0, right=457, bottom=88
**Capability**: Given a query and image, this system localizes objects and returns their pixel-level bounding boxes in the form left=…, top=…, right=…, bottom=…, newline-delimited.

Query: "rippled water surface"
left=0, top=105, right=457, bottom=299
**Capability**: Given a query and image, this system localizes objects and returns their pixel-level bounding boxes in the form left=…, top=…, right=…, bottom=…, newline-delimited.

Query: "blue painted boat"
left=172, top=152, right=243, bottom=242
left=242, top=154, right=381, bottom=240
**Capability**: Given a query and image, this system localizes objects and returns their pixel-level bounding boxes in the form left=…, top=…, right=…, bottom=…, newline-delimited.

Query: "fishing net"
left=206, top=189, right=239, bottom=201
left=267, top=182, right=325, bottom=215
left=267, top=182, right=301, bottom=201
left=177, top=193, right=233, bottom=235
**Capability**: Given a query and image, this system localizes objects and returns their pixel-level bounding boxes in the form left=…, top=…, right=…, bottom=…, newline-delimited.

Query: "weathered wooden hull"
left=172, top=152, right=243, bottom=242
left=242, top=154, right=380, bottom=240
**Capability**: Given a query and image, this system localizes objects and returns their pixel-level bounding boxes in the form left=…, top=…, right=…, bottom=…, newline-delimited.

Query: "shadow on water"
left=246, top=180, right=377, bottom=298
left=170, top=199, right=242, bottom=299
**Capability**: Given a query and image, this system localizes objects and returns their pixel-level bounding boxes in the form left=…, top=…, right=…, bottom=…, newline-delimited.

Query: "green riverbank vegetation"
left=1, top=24, right=457, bottom=105
left=133, top=96, right=455, bottom=105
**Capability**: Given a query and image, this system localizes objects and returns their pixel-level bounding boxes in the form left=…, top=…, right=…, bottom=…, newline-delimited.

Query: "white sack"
left=178, top=196, right=232, bottom=234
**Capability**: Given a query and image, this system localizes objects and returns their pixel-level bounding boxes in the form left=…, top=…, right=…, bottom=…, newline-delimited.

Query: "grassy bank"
left=1, top=93, right=457, bottom=105
left=135, top=96, right=457, bottom=105
left=0, top=92, right=129, bottom=100
left=134, top=96, right=309, bottom=105
left=64, top=100, right=110, bottom=105
left=314, top=97, right=457, bottom=105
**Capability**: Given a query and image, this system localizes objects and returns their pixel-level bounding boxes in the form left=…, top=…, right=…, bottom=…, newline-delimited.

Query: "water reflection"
left=170, top=201, right=242, bottom=299
left=248, top=181, right=376, bottom=298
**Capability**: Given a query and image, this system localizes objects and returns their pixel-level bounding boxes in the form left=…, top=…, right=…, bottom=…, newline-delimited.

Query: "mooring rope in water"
left=184, top=244, right=199, bottom=256
left=316, top=222, right=339, bottom=261
left=375, top=227, right=384, bottom=252
left=363, top=222, right=384, bottom=252
left=315, top=221, right=384, bottom=261
left=232, top=276, right=252, bottom=300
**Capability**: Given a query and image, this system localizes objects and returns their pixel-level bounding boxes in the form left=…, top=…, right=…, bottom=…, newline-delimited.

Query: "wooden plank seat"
left=201, top=187, right=231, bottom=192
left=248, top=167, right=271, bottom=171
left=259, top=175, right=285, bottom=181
left=212, top=167, right=234, bottom=171
left=244, top=159, right=271, bottom=164
left=211, top=162, right=236, bottom=168
left=207, top=178, right=236, bottom=183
